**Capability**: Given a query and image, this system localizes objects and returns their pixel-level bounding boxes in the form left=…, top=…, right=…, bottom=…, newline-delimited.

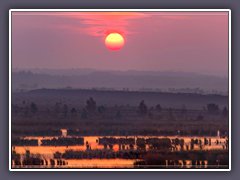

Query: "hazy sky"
left=12, top=11, right=229, bottom=76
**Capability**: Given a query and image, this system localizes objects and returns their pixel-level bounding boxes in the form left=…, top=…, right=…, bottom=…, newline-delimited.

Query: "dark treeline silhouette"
left=12, top=94, right=228, bottom=137
left=61, top=149, right=142, bottom=160
left=134, top=150, right=229, bottom=169
left=11, top=88, right=229, bottom=169
left=12, top=128, right=62, bottom=137
left=99, top=137, right=135, bottom=145
left=12, top=150, right=68, bottom=168
left=207, top=103, right=220, bottom=114
left=12, top=138, right=38, bottom=146
left=41, top=137, right=84, bottom=146
left=54, top=148, right=228, bottom=169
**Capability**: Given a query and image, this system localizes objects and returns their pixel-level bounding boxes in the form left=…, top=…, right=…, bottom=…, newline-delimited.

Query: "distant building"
left=61, top=129, right=68, bottom=137
left=217, top=130, right=220, bottom=137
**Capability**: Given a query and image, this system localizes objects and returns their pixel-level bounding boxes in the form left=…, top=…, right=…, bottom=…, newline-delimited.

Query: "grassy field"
left=11, top=88, right=229, bottom=137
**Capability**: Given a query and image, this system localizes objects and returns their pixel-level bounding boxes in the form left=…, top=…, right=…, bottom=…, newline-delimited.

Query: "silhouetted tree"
left=222, top=106, right=228, bottom=117
left=97, top=105, right=106, bottom=114
left=30, top=102, right=38, bottom=114
left=54, top=151, right=62, bottom=159
left=155, top=104, right=162, bottom=112
left=138, top=100, right=148, bottom=115
left=190, top=139, right=195, bottom=150
left=71, top=108, right=77, bottom=117
left=204, top=138, right=208, bottom=145
left=86, top=97, right=96, bottom=114
left=180, top=139, right=184, bottom=151
left=25, top=150, right=31, bottom=159
left=81, top=108, right=88, bottom=119
left=207, top=103, right=219, bottom=114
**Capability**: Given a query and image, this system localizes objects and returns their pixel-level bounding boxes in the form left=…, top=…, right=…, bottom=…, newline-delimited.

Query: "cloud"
left=12, top=11, right=228, bottom=38
left=13, top=12, right=150, bottom=37
left=61, top=12, right=150, bottom=37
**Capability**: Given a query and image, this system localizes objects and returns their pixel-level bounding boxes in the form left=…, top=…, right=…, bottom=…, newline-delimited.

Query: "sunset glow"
left=105, top=33, right=125, bottom=50
left=11, top=10, right=230, bottom=170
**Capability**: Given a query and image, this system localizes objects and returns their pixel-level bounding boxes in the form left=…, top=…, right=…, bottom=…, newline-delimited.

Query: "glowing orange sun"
left=105, top=33, right=125, bottom=50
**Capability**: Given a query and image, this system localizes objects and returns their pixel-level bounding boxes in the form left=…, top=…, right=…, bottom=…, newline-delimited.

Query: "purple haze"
left=12, top=11, right=229, bottom=77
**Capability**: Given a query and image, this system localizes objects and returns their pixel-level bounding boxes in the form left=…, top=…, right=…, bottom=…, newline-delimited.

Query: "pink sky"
left=12, top=11, right=229, bottom=76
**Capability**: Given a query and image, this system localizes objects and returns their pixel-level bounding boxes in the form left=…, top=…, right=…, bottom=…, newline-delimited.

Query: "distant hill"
left=12, top=69, right=228, bottom=94
left=13, top=88, right=228, bottom=109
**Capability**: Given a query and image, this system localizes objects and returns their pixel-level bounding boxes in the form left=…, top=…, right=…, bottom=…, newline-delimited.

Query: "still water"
left=12, top=135, right=227, bottom=168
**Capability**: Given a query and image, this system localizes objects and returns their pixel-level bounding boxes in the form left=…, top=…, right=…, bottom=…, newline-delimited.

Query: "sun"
left=105, top=33, right=125, bottom=51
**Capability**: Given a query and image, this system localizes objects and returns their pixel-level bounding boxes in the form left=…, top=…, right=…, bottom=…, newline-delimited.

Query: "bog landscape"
left=11, top=69, right=229, bottom=169
left=11, top=11, right=229, bottom=169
